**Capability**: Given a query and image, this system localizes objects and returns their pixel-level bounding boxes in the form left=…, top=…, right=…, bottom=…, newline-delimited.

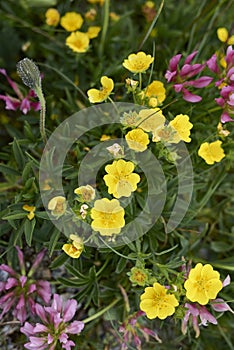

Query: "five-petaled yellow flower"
left=91, top=198, right=125, bottom=236
left=74, top=185, right=95, bottom=202
left=137, top=108, right=165, bottom=132
left=104, top=159, right=140, bottom=198
left=45, top=8, right=60, bottom=27
left=62, top=234, right=83, bottom=258
left=23, top=204, right=36, bottom=220
left=169, top=114, right=193, bottom=143
left=184, top=263, right=223, bottom=305
left=48, top=196, right=66, bottom=217
left=125, top=128, right=150, bottom=152
left=140, top=282, right=179, bottom=319
left=198, top=140, right=225, bottom=165
left=87, top=76, right=114, bottom=103
left=60, top=12, right=83, bottom=32
left=145, top=80, right=166, bottom=107
left=122, top=52, right=154, bottom=73
left=87, top=26, right=101, bottom=39
left=66, top=31, right=90, bottom=53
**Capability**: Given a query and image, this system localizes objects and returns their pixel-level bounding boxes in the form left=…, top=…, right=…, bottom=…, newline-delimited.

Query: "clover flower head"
left=45, top=8, right=60, bottom=26
left=87, top=76, right=114, bottom=103
left=20, top=294, right=84, bottom=350
left=91, top=198, right=125, bottom=236
left=48, top=196, right=67, bottom=217
left=122, top=52, right=154, bottom=73
left=198, top=140, right=225, bottom=164
left=104, top=159, right=140, bottom=198
left=184, top=263, right=223, bottom=305
left=0, top=68, right=40, bottom=114
left=60, top=12, right=83, bottom=32
left=0, top=246, right=51, bottom=323
left=62, top=234, right=84, bottom=259
left=140, top=282, right=179, bottom=319
left=125, top=128, right=150, bottom=152
left=66, top=31, right=90, bottom=53
left=74, top=185, right=95, bottom=202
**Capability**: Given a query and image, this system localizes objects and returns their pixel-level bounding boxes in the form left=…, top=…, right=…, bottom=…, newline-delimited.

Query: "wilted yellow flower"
left=60, top=12, right=83, bottom=32
left=125, top=128, right=150, bottom=152
left=87, top=76, right=114, bottom=103
left=145, top=80, right=166, bottom=107
left=198, top=140, right=225, bottom=165
left=122, top=52, right=154, bottom=73
left=62, top=234, right=83, bottom=258
left=104, top=159, right=140, bottom=198
left=80, top=204, right=89, bottom=219
left=137, top=108, right=165, bottom=132
left=85, top=8, right=97, bottom=21
left=91, top=198, right=125, bottom=236
left=48, top=196, right=66, bottom=217
left=140, top=283, right=179, bottom=319
left=120, top=111, right=141, bottom=128
left=23, top=204, right=36, bottom=220
left=217, top=122, right=230, bottom=137
left=45, top=8, right=60, bottom=27
left=74, top=185, right=95, bottom=202
left=169, top=114, right=193, bottom=143
left=87, top=26, right=101, bottom=39
left=217, top=27, right=234, bottom=45
left=184, top=263, right=223, bottom=305
left=100, top=134, right=111, bottom=141
left=66, top=31, right=90, bottom=53
left=109, top=12, right=120, bottom=22
left=106, top=143, right=125, bottom=158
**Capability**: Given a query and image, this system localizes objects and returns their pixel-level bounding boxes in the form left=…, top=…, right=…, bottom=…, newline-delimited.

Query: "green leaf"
left=48, top=228, right=61, bottom=256
left=0, top=164, right=20, bottom=176
left=65, top=263, right=88, bottom=280
left=50, top=252, right=69, bottom=269
left=24, top=218, right=36, bottom=246
left=12, top=138, right=25, bottom=170
left=2, top=212, right=26, bottom=220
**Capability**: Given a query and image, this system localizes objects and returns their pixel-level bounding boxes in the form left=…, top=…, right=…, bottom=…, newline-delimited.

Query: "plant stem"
left=82, top=298, right=120, bottom=324
left=36, top=87, right=47, bottom=144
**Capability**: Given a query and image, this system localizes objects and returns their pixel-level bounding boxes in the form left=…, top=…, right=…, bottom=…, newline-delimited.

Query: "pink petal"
left=37, top=280, right=51, bottom=304
left=20, top=275, right=27, bottom=287
left=211, top=298, right=234, bottom=313
left=16, top=294, right=25, bottom=310
left=165, top=70, right=177, bottom=82
left=223, top=275, right=231, bottom=287
left=221, top=111, right=234, bottom=123
left=0, top=68, right=23, bottom=99
left=51, top=294, right=63, bottom=313
left=169, top=53, right=182, bottom=71
left=199, top=306, right=217, bottom=325
left=207, top=54, right=220, bottom=74
left=35, top=303, right=48, bottom=323
left=66, top=320, right=84, bottom=334
left=20, top=98, right=31, bottom=114
left=63, top=299, right=77, bottom=322
left=33, top=323, right=48, bottom=333
left=0, top=94, right=21, bottom=111
left=5, top=277, right=18, bottom=289
left=184, top=51, right=198, bottom=64
left=14, top=305, right=27, bottom=323
left=174, top=83, right=183, bottom=92
left=20, top=322, right=35, bottom=336
left=28, top=249, right=47, bottom=277
left=187, top=76, right=213, bottom=88
left=61, top=340, right=75, bottom=350
left=0, top=264, right=17, bottom=276
left=28, top=283, right=37, bottom=294
left=180, top=63, right=205, bottom=78
left=59, top=332, right=68, bottom=343
left=182, top=88, right=202, bottom=102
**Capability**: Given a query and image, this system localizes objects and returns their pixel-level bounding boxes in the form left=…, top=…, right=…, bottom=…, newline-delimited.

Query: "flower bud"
left=16, top=58, right=41, bottom=90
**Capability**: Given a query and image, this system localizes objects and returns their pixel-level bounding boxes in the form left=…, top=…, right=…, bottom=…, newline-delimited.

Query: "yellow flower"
left=169, top=114, right=193, bottom=143
left=184, top=263, right=223, bottom=305
left=48, top=196, right=66, bottom=217
left=60, top=12, right=83, bottom=32
left=129, top=267, right=149, bottom=286
left=62, top=234, right=83, bottom=258
left=87, top=76, right=114, bottom=103
left=100, top=134, right=111, bottom=141
left=217, top=27, right=234, bottom=45
left=45, top=8, right=60, bottom=27
left=122, top=52, right=154, bottom=73
left=87, top=26, right=101, bottom=39
left=145, top=80, right=166, bottom=106
left=140, top=283, right=179, bottom=319
left=217, top=122, right=230, bottom=137
left=198, top=140, right=225, bottom=165
left=91, top=198, right=125, bottom=236
left=74, top=185, right=95, bottom=202
left=87, top=0, right=104, bottom=5
left=138, top=108, right=165, bottom=132
left=66, top=31, right=90, bottom=53
left=85, top=9, right=97, bottom=21
left=125, top=128, right=150, bottom=152
left=23, top=204, right=36, bottom=220
left=104, top=159, right=140, bottom=198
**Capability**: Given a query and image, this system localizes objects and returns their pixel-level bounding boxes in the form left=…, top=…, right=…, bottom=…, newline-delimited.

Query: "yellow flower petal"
left=198, top=140, right=225, bottom=165
left=87, top=26, right=101, bottom=39
left=125, top=128, right=149, bottom=152
left=122, top=51, right=154, bottom=73
left=138, top=108, right=165, bottom=132
left=60, top=12, right=83, bottom=32
left=66, top=31, right=90, bottom=53
left=217, top=27, right=228, bottom=43
left=45, top=8, right=60, bottom=27
left=169, top=114, right=193, bottom=143
left=87, top=76, right=114, bottom=103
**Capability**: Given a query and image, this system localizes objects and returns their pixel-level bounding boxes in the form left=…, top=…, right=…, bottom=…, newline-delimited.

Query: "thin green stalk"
left=99, top=0, right=110, bottom=58
left=82, top=298, right=120, bottom=324
left=35, top=87, right=47, bottom=144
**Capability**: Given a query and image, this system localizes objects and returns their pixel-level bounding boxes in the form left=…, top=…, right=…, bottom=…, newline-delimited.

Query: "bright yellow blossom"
left=137, top=108, right=165, bottom=132
left=45, top=8, right=60, bottom=27
left=48, top=196, right=66, bottom=217
left=23, top=204, right=36, bottom=220
left=87, top=26, right=101, bottom=39
left=169, top=114, right=193, bottom=143
left=145, top=80, right=166, bottom=107
left=184, top=263, right=223, bottom=305
left=104, top=159, right=140, bottom=198
left=62, top=234, right=83, bottom=258
left=74, top=185, right=95, bottom=202
left=87, top=76, right=114, bottom=103
left=91, top=198, right=125, bottom=236
left=60, top=12, right=83, bottom=32
left=140, top=283, right=179, bottom=319
left=66, top=31, right=90, bottom=53
left=125, top=128, right=150, bottom=152
left=217, top=27, right=234, bottom=45
left=198, top=140, right=225, bottom=165
left=122, top=52, right=154, bottom=73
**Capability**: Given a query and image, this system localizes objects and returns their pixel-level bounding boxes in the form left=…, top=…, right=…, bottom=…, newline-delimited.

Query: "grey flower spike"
left=16, top=58, right=41, bottom=90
